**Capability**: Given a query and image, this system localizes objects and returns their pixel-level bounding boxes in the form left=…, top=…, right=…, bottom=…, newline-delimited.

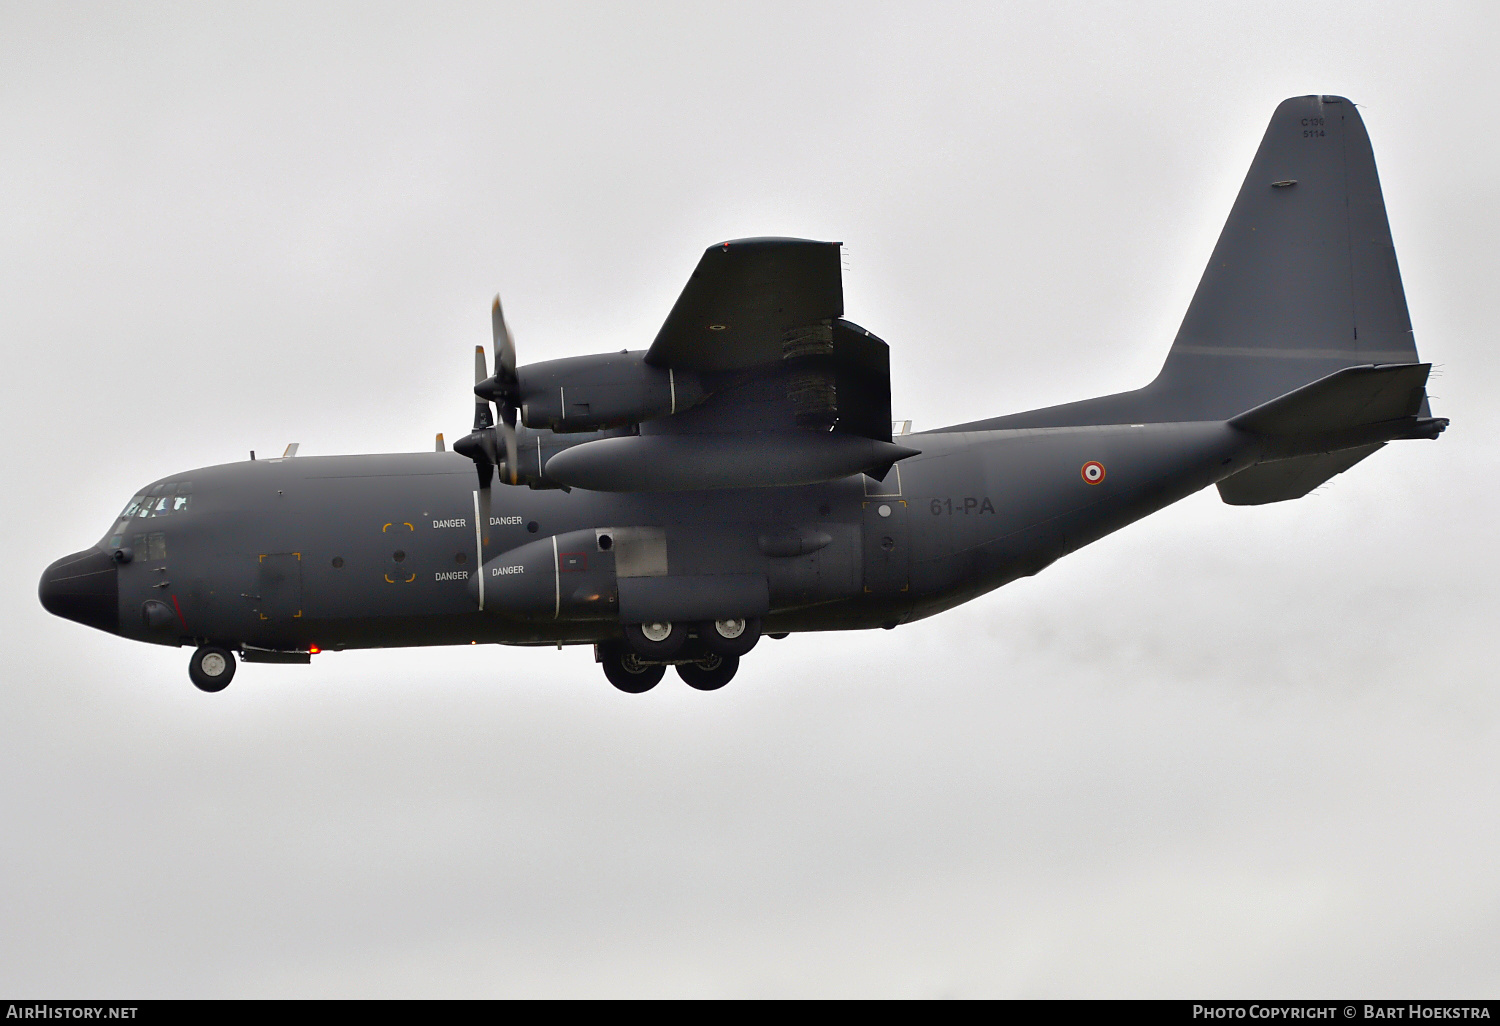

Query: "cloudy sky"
left=3, top=1, right=1497, bottom=997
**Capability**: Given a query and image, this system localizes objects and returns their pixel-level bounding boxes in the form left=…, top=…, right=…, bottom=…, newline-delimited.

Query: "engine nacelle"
left=517, top=352, right=704, bottom=433
left=473, top=529, right=618, bottom=620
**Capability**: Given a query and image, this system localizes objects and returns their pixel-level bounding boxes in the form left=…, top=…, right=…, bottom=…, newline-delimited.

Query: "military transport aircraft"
left=39, top=96, right=1446, bottom=694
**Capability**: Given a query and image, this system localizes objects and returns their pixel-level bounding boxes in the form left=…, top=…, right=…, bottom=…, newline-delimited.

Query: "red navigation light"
left=308, top=644, right=321, bottom=655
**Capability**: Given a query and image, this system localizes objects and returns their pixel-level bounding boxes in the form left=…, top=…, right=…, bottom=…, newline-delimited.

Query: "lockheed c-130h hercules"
left=39, top=96, right=1447, bottom=694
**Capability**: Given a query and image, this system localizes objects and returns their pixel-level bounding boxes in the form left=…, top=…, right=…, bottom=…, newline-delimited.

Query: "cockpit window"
left=123, top=482, right=192, bottom=519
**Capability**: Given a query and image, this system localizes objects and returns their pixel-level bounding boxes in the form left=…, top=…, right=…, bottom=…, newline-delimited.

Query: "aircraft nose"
left=39, top=548, right=119, bottom=635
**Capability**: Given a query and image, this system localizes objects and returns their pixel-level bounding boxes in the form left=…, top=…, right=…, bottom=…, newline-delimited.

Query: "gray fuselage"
left=91, top=421, right=1250, bottom=653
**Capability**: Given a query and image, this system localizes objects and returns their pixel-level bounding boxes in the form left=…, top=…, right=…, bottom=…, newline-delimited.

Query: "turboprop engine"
left=473, top=526, right=775, bottom=628
left=472, top=528, right=620, bottom=620
left=504, top=352, right=707, bottom=433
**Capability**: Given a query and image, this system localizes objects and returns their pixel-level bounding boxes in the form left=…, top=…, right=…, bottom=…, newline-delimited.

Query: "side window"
left=133, top=533, right=168, bottom=561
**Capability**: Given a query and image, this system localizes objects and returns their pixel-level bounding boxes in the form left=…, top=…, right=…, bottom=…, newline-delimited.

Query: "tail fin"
left=1157, top=94, right=1420, bottom=419
left=950, top=95, right=1429, bottom=431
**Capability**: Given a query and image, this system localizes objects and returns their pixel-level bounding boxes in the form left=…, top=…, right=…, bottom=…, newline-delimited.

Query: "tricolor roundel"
left=1081, top=461, right=1106, bottom=485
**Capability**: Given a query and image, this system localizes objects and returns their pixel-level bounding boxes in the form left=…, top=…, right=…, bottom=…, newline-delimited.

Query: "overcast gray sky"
left=3, top=1, right=1497, bottom=998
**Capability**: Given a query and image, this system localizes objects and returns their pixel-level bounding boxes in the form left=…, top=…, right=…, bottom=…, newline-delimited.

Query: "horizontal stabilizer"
left=1228, top=362, right=1445, bottom=458
left=1217, top=444, right=1383, bottom=505
left=1230, top=362, right=1428, bottom=435
left=1217, top=362, right=1447, bottom=503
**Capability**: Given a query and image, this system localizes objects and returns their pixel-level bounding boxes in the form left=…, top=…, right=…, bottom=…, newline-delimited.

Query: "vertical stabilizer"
left=1157, top=94, right=1419, bottom=419
left=948, top=95, right=1427, bottom=431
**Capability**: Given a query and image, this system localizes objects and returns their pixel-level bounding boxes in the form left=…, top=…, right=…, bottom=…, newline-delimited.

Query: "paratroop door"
left=257, top=552, right=302, bottom=620
left=861, top=469, right=909, bottom=595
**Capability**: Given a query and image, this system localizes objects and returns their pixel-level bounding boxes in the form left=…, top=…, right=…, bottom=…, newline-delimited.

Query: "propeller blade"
left=492, top=295, right=516, bottom=379
left=472, top=348, right=496, bottom=431
left=500, top=407, right=518, bottom=485
left=476, top=462, right=494, bottom=548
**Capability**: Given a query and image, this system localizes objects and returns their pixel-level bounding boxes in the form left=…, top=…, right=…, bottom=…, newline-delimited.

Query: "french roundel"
left=1081, top=461, right=1106, bottom=485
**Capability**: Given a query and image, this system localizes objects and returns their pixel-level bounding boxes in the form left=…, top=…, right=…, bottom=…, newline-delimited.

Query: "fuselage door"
left=861, top=498, right=909, bottom=595
left=257, top=552, right=302, bottom=620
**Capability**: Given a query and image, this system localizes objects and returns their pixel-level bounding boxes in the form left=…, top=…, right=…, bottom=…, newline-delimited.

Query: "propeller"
left=476, top=295, right=520, bottom=485
left=454, top=294, right=523, bottom=550
left=452, top=345, right=501, bottom=545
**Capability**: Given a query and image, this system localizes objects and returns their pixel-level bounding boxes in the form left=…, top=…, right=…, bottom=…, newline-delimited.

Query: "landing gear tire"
left=677, top=653, right=739, bottom=691
left=623, top=621, right=687, bottom=660
left=600, top=642, right=666, bottom=693
left=189, top=645, right=236, bottom=692
left=700, top=617, right=760, bottom=657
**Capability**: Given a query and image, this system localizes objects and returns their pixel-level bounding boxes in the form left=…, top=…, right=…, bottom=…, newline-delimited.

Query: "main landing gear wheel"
left=189, top=645, right=236, bottom=693
left=677, top=653, right=739, bottom=691
left=600, top=642, right=666, bottom=693
left=623, top=621, right=687, bottom=660
left=700, top=617, right=761, bottom=658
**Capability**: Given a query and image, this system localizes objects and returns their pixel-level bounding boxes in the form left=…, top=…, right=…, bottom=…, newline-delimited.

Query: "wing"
left=529, top=237, right=917, bottom=491
left=645, top=237, right=844, bottom=372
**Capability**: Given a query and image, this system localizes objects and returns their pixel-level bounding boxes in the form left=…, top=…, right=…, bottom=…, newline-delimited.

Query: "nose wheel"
left=189, top=645, right=236, bottom=692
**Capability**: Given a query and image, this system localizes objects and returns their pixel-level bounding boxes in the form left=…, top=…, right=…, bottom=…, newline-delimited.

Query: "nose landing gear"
left=189, top=644, right=236, bottom=692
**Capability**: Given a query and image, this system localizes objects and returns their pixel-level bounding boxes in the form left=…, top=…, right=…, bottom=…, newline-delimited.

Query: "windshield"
left=117, top=480, right=192, bottom=520
left=108, top=480, right=193, bottom=548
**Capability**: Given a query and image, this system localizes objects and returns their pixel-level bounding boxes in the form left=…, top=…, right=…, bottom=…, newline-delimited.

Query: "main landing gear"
left=189, top=644, right=236, bottom=692
left=600, top=618, right=761, bottom=693
left=599, top=643, right=666, bottom=693
left=677, top=652, right=738, bottom=690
